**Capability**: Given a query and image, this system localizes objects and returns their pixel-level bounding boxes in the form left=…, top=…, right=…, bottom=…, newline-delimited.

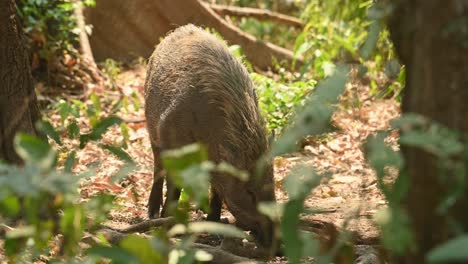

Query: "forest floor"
left=47, top=64, right=400, bottom=263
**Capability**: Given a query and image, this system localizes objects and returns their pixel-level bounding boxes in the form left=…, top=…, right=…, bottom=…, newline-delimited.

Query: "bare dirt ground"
left=52, top=64, right=400, bottom=263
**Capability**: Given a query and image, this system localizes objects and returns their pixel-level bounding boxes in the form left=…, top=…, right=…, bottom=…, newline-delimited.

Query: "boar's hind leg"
left=148, top=145, right=164, bottom=219
left=207, top=186, right=222, bottom=221
left=161, top=177, right=181, bottom=217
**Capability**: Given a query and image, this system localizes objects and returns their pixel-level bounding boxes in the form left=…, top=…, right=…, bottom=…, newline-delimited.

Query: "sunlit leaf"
left=119, top=235, right=165, bottom=264
left=88, top=245, right=138, bottom=264
left=188, top=222, right=247, bottom=239
left=427, top=235, right=468, bottom=263
left=14, top=134, right=56, bottom=171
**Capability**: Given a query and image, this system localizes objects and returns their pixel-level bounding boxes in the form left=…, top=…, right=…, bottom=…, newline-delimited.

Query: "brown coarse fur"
left=144, top=24, right=276, bottom=248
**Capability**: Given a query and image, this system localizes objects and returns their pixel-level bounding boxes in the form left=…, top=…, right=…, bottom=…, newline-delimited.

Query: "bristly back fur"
left=144, top=24, right=268, bottom=172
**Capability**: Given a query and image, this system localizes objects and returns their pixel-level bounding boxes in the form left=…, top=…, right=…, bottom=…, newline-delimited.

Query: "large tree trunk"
left=388, top=1, right=468, bottom=262
left=84, top=0, right=300, bottom=70
left=0, top=0, right=40, bottom=164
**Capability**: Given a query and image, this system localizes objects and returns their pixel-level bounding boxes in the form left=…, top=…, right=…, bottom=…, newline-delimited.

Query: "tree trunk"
left=84, top=0, right=301, bottom=70
left=388, top=1, right=468, bottom=262
left=0, top=0, right=40, bottom=164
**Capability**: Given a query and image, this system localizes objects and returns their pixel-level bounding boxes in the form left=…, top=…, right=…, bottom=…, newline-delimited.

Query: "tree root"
left=208, top=3, right=303, bottom=28
left=102, top=216, right=176, bottom=233
left=84, top=0, right=303, bottom=71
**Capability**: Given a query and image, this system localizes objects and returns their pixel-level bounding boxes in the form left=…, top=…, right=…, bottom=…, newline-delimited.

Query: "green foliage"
left=253, top=72, right=317, bottom=133
left=17, top=0, right=95, bottom=57
left=162, top=144, right=211, bottom=214
left=0, top=101, right=138, bottom=262
left=160, top=143, right=249, bottom=216
left=83, top=143, right=249, bottom=264
left=272, top=67, right=349, bottom=262
left=365, top=113, right=468, bottom=255
left=101, top=59, right=122, bottom=86
left=293, top=0, right=403, bottom=99
left=427, top=235, right=468, bottom=263
left=281, top=166, right=322, bottom=263
left=79, top=116, right=122, bottom=148
left=0, top=134, right=113, bottom=262
left=273, top=66, right=349, bottom=155
left=295, top=1, right=372, bottom=74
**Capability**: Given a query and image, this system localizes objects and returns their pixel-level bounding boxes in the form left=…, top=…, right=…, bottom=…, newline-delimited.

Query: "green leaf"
left=301, top=231, right=320, bottom=258
left=283, top=165, right=321, bottom=200
left=58, top=101, right=79, bottom=123
left=385, top=59, right=401, bottom=79
left=36, top=120, right=61, bottom=144
left=258, top=201, right=283, bottom=222
left=64, top=151, right=76, bottom=173
left=178, top=162, right=212, bottom=208
left=119, top=235, right=165, bottom=264
left=187, top=222, right=247, bottom=239
left=100, top=144, right=134, bottom=163
left=427, top=235, right=468, bottom=263
left=273, top=66, right=349, bottom=156
left=374, top=207, right=414, bottom=254
left=194, top=250, right=214, bottom=262
left=60, top=206, right=84, bottom=254
left=88, top=245, right=138, bottom=264
left=322, top=61, right=336, bottom=77
left=394, top=114, right=464, bottom=158
left=360, top=21, right=381, bottom=60
left=80, top=116, right=122, bottom=148
left=111, top=163, right=137, bottom=183
left=120, top=123, right=130, bottom=144
left=14, top=134, right=56, bottom=170
left=281, top=199, right=304, bottom=264
left=228, top=44, right=243, bottom=59
left=280, top=164, right=324, bottom=264
left=162, top=143, right=208, bottom=172
left=365, top=132, right=404, bottom=179
left=92, top=116, right=122, bottom=135
left=295, top=41, right=314, bottom=59
left=6, top=226, right=36, bottom=239
left=0, top=196, right=21, bottom=217
left=215, top=162, right=248, bottom=181
left=90, top=93, right=102, bottom=116
left=67, top=120, right=80, bottom=138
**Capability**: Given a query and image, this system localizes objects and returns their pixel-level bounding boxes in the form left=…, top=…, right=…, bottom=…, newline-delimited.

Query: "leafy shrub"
left=0, top=133, right=114, bottom=262
left=253, top=73, right=317, bottom=134
left=17, top=0, right=95, bottom=57
left=293, top=0, right=404, bottom=99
